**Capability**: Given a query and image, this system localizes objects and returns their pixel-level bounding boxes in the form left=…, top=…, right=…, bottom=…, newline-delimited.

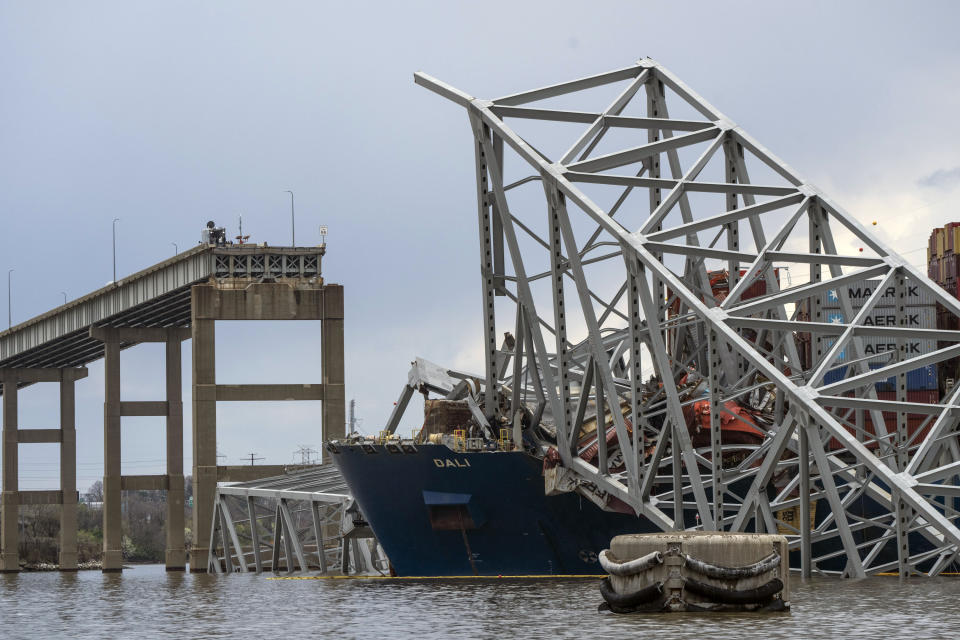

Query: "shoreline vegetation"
left=21, top=560, right=177, bottom=571
left=10, top=478, right=195, bottom=569
left=21, top=560, right=103, bottom=571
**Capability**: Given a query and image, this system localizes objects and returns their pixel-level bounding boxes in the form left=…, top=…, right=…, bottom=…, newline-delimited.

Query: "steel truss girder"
left=417, top=58, right=960, bottom=576
left=206, top=466, right=386, bottom=576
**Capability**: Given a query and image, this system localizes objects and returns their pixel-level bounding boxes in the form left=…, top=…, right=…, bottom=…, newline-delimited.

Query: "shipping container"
left=801, top=303, right=939, bottom=387
left=820, top=336, right=938, bottom=363
left=949, top=222, right=960, bottom=253
left=802, top=302, right=938, bottom=324
left=828, top=415, right=936, bottom=451
left=819, top=279, right=936, bottom=309
left=821, top=305, right=935, bottom=329
left=945, top=254, right=958, bottom=283
left=825, top=389, right=941, bottom=450
left=941, top=280, right=958, bottom=300
left=937, top=307, right=959, bottom=331
left=822, top=362, right=938, bottom=390
left=876, top=389, right=940, bottom=403
left=741, top=278, right=768, bottom=301
left=818, top=307, right=936, bottom=366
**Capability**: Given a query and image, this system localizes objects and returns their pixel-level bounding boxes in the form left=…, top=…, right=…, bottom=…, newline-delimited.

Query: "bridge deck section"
left=0, top=244, right=325, bottom=376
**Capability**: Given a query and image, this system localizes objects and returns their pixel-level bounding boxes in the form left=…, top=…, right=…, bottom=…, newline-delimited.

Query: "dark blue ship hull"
left=331, top=443, right=653, bottom=576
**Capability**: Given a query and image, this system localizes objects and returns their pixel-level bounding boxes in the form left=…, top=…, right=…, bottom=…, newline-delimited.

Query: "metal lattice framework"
left=415, top=59, right=960, bottom=577
left=207, top=465, right=387, bottom=575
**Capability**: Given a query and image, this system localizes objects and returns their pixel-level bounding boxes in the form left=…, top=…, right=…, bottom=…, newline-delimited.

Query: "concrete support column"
left=165, top=332, right=186, bottom=570
left=191, top=316, right=216, bottom=571
left=190, top=281, right=345, bottom=572
left=59, top=376, right=78, bottom=571
left=102, top=341, right=123, bottom=572
left=1, top=378, right=19, bottom=572
left=322, top=286, right=346, bottom=458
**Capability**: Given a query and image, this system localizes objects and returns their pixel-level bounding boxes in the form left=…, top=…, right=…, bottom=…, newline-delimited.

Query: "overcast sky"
left=2, top=1, right=959, bottom=489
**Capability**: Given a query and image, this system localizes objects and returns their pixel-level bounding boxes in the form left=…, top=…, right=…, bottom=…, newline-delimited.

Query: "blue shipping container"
left=822, top=363, right=938, bottom=390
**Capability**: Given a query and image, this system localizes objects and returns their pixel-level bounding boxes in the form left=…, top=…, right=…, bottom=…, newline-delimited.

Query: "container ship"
left=330, top=440, right=650, bottom=576
left=329, top=264, right=952, bottom=577
left=330, top=270, right=772, bottom=576
left=329, top=358, right=770, bottom=576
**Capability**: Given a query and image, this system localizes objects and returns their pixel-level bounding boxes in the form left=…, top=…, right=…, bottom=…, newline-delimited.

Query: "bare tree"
left=86, top=480, right=103, bottom=502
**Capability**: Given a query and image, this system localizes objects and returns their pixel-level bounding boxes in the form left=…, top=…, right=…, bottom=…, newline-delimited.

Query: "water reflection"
left=1, top=567, right=960, bottom=639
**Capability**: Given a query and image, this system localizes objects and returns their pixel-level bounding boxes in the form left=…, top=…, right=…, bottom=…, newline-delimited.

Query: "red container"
left=939, top=279, right=958, bottom=303
left=948, top=223, right=960, bottom=253
left=938, top=307, right=959, bottom=331
left=669, top=269, right=781, bottom=309
left=877, top=390, right=940, bottom=403
left=944, top=254, right=956, bottom=282
left=828, top=390, right=940, bottom=451
left=739, top=268, right=779, bottom=301
left=826, top=390, right=941, bottom=450
left=742, top=280, right=766, bottom=300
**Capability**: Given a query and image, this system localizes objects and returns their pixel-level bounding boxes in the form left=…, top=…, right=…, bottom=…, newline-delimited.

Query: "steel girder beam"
left=207, top=465, right=382, bottom=575
left=417, top=58, right=960, bottom=576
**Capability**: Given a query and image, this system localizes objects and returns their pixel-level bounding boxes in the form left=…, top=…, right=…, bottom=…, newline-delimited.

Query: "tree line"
left=15, top=478, right=195, bottom=567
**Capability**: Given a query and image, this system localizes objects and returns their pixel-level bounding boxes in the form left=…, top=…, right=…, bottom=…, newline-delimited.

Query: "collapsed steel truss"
left=207, top=465, right=387, bottom=575
left=416, top=59, right=960, bottom=577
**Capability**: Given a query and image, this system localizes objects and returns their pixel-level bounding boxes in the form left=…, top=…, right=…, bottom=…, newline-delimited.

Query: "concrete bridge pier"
left=189, top=281, right=345, bottom=571
left=0, top=367, right=88, bottom=572
left=90, top=327, right=190, bottom=572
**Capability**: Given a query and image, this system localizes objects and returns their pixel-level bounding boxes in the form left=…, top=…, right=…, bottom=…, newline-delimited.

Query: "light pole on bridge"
left=284, top=190, right=295, bottom=247
left=112, top=218, right=120, bottom=284
left=7, top=269, right=13, bottom=329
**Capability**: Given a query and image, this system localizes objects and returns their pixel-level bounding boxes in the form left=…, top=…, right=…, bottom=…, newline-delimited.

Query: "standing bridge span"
left=0, top=241, right=344, bottom=572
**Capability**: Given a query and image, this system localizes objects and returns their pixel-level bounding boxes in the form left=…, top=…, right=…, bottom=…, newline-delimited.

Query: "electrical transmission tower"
left=416, top=59, right=960, bottom=577
left=292, top=445, right=318, bottom=466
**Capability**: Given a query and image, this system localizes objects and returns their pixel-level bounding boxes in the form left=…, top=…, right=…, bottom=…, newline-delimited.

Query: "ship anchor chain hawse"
left=328, top=59, right=960, bottom=579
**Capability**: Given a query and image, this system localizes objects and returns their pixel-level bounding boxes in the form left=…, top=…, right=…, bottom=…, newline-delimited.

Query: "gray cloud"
left=918, top=167, right=960, bottom=189
left=3, top=1, right=960, bottom=486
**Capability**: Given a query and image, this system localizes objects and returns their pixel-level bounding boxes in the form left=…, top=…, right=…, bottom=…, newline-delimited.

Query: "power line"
left=292, top=445, right=318, bottom=465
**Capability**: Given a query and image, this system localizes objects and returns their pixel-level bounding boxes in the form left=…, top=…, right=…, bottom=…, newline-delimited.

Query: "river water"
left=2, top=566, right=959, bottom=639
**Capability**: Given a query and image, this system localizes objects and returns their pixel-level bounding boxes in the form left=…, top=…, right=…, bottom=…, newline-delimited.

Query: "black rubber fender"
left=683, top=551, right=781, bottom=580
left=599, top=577, right=664, bottom=608
left=598, top=549, right=663, bottom=576
left=683, top=576, right=784, bottom=605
